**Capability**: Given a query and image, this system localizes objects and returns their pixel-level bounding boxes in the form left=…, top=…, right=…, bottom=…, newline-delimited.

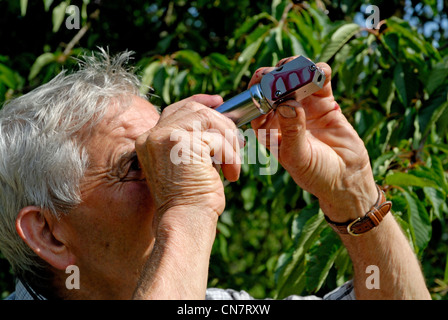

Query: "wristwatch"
left=324, top=185, right=392, bottom=236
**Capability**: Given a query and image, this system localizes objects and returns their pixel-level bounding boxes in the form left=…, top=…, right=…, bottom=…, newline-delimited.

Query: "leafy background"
left=0, top=0, right=447, bottom=299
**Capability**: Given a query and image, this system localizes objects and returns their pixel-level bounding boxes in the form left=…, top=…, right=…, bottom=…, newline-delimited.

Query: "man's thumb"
left=276, top=102, right=307, bottom=161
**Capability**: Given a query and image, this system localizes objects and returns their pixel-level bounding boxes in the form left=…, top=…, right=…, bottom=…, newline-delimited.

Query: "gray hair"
left=0, top=49, right=144, bottom=285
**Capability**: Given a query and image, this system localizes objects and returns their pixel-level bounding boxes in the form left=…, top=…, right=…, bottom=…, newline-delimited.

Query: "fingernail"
left=277, top=105, right=297, bottom=118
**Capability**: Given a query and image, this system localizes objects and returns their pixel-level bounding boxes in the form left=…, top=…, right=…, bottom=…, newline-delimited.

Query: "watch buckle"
left=347, top=218, right=362, bottom=236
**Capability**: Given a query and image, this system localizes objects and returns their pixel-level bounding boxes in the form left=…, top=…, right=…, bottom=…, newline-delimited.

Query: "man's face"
left=57, top=96, right=160, bottom=299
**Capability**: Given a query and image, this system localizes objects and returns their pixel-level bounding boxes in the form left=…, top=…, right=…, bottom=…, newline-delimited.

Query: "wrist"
left=318, top=179, right=379, bottom=223
left=155, top=205, right=219, bottom=243
left=323, top=184, right=392, bottom=236
left=135, top=206, right=218, bottom=299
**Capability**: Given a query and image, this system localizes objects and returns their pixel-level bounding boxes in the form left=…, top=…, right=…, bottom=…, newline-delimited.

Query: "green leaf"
left=273, top=24, right=283, bottom=52
left=385, top=171, right=440, bottom=190
left=173, top=69, right=188, bottom=98
left=425, top=65, right=448, bottom=95
left=319, top=23, right=360, bottom=62
left=52, top=1, right=69, bottom=33
left=377, top=76, right=395, bottom=115
left=393, top=63, right=418, bottom=107
left=234, top=12, right=273, bottom=40
left=306, top=229, right=342, bottom=292
left=20, top=0, right=28, bottom=16
left=241, top=180, right=257, bottom=211
left=423, top=187, right=445, bottom=221
left=82, top=0, right=90, bottom=20
left=339, top=47, right=367, bottom=95
left=271, top=0, right=282, bottom=20
left=139, top=61, right=161, bottom=96
left=428, top=155, right=448, bottom=192
left=174, top=50, right=208, bottom=74
left=307, top=5, right=331, bottom=34
left=287, top=31, right=306, bottom=57
left=287, top=13, right=321, bottom=56
left=443, top=251, right=448, bottom=283
left=44, top=0, right=54, bottom=11
left=402, top=190, right=431, bottom=253
left=275, top=208, right=326, bottom=298
left=216, top=221, right=231, bottom=238
left=371, top=150, right=397, bottom=178
left=245, top=25, right=271, bottom=49
left=387, top=17, right=430, bottom=57
left=419, top=88, right=448, bottom=139
left=334, top=247, right=351, bottom=287
left=238, top=37, right=263, bottom=64
left=290, top=204, right=319, bottom=241
left=162, top=66, right=175, bottom=105
left=0, top=64, right=18, bottom=88
left=393, top=63, right=407, bottom=106
left=408, top=161, right=448, bottom=194
left=354, top=108, right=387, bottom=145
left=382, top=32, right=399, bottom=59
left=28, top=52, right=56, bottom=80
left=151, top=66, right=169, bottom=107
left=233, top=36, right=265, bottom=89
left=393, top=214, right=414, bottom=247
left=276, top=255, right=307, bottom=298
left=208, top=53, right=232, bottom=71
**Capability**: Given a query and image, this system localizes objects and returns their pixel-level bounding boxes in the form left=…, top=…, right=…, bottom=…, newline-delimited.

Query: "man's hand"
left=248, top=56, right=431, bottom=300
left=134, top=94, right=241, bottom=299
left=249, top=57, right=377, bottom=223
left=136, top=94, right=241, bottom=221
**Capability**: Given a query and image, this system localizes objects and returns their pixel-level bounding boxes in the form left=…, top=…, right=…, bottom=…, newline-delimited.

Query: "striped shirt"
left=5, top=279, right=355, bottom=300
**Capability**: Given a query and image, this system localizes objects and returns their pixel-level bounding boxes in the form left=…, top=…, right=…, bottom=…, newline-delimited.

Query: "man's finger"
left=162, top=94, right=224, bottom=118
left=312, top=62, right=332, bottom=98
left=274, top=99, right=309, bottom=166
left=247, top=67, right=275, bottom=89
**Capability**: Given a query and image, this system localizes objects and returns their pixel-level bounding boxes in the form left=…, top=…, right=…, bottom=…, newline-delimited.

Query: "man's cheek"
left=123, top=182, right=154, bottom=217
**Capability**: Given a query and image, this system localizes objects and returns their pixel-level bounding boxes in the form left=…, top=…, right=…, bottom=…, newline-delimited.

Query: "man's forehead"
left=91, top=96, right=159, bottom=134
left=84, top=97, right=159, bottom=164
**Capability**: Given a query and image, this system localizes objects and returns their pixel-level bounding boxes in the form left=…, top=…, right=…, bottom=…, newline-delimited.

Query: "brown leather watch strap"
left=324, top=185, right=392, bottom=236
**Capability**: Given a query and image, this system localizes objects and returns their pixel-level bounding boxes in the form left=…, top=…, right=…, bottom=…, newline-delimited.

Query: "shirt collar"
left=6, top=280, right=47, bottom=300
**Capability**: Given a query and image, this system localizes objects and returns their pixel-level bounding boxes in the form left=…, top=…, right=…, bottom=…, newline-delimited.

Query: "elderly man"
left=0, top=50, right=430, bottom=300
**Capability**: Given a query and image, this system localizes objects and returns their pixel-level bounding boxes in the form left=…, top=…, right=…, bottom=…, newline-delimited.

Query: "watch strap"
left=324, top=185, right=392, bottom=236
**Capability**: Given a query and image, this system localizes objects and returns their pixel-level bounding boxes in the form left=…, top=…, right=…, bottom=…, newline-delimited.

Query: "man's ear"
left=15, top=206, right=76, bottom=271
